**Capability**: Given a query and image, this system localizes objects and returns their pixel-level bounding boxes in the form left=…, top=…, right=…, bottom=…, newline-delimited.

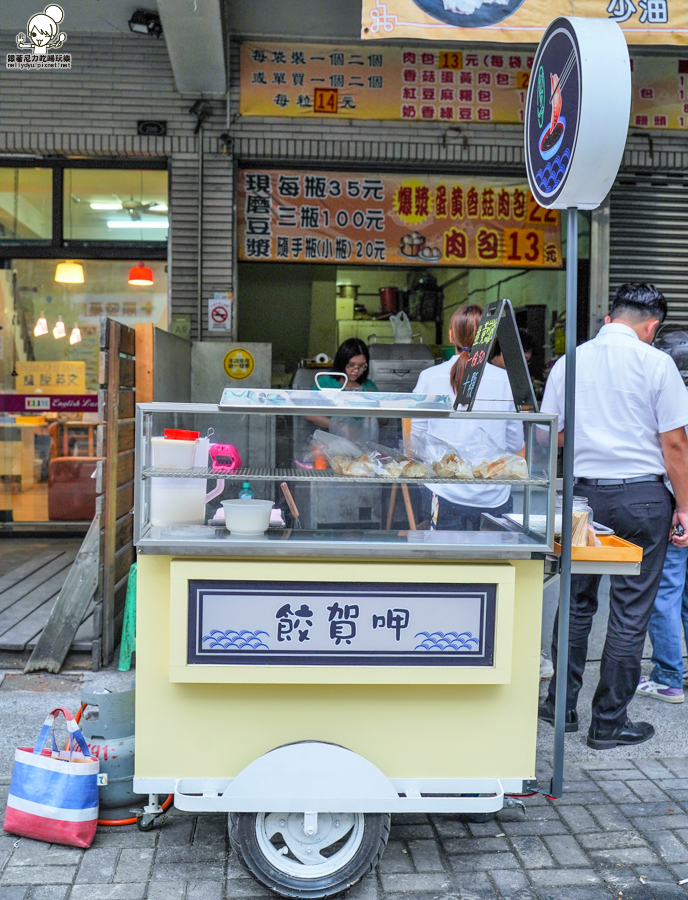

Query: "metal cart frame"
left=132, top=400, right=558, bottom=895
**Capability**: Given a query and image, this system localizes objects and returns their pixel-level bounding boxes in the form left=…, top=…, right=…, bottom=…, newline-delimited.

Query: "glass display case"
left=134, top=390, right=557, bottom=559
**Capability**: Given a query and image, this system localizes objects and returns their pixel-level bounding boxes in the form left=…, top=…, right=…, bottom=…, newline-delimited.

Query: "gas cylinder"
left=80, top=687, right=147, bottom=819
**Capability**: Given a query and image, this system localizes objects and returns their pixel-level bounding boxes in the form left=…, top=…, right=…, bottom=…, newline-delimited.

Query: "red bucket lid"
left=164, top=429, right=199, bottom=441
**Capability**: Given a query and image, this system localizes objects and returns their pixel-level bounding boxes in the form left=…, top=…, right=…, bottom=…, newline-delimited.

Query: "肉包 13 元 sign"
left=188, top=580, right=496, bottom=667
left=525, top=17, right=631, bottom=210
left=238, top=170, right=562, bottom=268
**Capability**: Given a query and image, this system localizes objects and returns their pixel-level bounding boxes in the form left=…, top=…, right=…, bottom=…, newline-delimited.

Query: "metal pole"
left=197, top=129, right=204, bottom=342
left=551, top=206, right=578, bottom=799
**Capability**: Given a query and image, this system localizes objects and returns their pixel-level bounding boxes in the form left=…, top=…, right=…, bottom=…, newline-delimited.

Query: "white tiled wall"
left=1, top=30, right=686, bottom=340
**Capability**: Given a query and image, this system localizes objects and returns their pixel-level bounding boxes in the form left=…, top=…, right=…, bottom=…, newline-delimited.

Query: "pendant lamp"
left=34, top=312, right=48, bottom=336
left=128, top=262, right=154, bottom=286
left=69, top=325, right=82, bottom=345
left=53, top=316, right=66, bottom=339
left=55, top=261, right=85, bottom=284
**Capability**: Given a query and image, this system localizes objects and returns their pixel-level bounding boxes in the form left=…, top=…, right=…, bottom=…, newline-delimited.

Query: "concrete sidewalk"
left=0, top=662, right=687, bottom=900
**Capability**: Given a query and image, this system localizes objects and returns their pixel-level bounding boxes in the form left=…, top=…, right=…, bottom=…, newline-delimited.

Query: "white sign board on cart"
left=188, top=581, right=497, bottom=667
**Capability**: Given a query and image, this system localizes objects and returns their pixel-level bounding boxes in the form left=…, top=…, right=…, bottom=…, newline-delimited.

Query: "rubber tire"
left=229, top=812, right=390, bottom=899
left=137, top=816, right=155, bottom=832
left=461, top=812, right=496, bottom=823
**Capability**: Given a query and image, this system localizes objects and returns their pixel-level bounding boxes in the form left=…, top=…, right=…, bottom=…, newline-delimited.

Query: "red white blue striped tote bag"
left=3, top=706, right=99, bottom=848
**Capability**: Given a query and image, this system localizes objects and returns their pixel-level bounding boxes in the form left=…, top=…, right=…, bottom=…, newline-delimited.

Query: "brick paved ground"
left=2, top=755, right=688, bottom=900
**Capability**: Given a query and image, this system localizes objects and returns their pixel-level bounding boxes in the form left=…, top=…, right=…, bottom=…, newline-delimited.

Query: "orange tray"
left=553, top=534, right=643, bottom=563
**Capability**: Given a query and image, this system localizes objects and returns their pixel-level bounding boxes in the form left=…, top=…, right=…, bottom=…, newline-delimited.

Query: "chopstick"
left=549, top=49, right=577, bottom=103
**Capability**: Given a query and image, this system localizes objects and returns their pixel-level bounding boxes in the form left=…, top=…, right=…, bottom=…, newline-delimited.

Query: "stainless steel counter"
left=136, top=525, right=546, bottom=560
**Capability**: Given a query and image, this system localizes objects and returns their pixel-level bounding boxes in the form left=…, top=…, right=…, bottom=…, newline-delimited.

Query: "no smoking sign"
left=208, top=294, right=233, bottom=333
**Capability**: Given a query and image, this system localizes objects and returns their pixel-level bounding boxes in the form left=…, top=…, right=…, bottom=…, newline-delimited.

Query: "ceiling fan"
left=120, top=198, right=168, bottom=220
left=72, top=194, right=168, bottom=219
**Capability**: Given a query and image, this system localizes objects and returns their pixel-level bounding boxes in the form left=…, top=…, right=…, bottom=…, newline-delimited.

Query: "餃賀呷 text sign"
left=238, top=169, right=562, bottom=269
left=188, top=580, right=496, bottom=667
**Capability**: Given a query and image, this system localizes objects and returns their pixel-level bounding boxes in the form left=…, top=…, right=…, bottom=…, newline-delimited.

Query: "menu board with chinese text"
left=241, top=41, right=688, bottom=131
left=241, top=42, right=532, bottom=124
left=631, top=57, right=688, bottom=130
left=238, top=169, right=562, bottom=269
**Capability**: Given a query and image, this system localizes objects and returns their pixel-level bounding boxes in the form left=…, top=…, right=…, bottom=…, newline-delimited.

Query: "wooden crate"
left=553, top=534, right=643, bottom=563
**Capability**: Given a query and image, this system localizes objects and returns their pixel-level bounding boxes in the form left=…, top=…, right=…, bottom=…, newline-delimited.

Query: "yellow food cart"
left=133, top=389, right=558, bottom=898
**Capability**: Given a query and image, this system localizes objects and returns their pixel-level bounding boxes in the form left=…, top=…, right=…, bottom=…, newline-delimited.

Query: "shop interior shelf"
left=141, top=466, right=550, bottom=487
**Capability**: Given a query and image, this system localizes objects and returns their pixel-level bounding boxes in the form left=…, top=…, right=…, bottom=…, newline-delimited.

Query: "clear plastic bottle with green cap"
left=238, top=482, right=254, bottom=500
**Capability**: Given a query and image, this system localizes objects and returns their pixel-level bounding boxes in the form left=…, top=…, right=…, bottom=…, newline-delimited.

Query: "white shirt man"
left=539, top=283, right=688, bottom=750
left=542, top=323, right=688, bottom=478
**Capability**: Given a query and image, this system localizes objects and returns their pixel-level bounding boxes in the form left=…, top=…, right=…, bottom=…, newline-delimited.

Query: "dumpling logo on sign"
left=525, top=20, right=580, bottom=206
left=524, top=17, right=631, bottom=211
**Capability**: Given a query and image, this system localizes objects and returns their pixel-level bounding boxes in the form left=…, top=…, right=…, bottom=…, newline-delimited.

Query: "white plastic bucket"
left=150, top=437, right=224, bottom=526
left=151, top=436, right=197, bottom=469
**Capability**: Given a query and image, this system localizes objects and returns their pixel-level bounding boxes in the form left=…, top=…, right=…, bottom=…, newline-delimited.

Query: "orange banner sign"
left=237, top=170, right=562, bottom=269
left=241, top=41, right=531, bottom=123
left=631, top=56, right=688, bottom=128
left=361, top=0, right=688, bottom=45
left=241, top=42, right=688, bottom=129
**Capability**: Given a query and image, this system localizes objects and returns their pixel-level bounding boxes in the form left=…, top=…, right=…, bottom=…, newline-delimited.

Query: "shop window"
left=0, top=167, right=52, bottom=241
left=8, top=258, right=168, bottom=391
left=0, top=258, right=168, bottom=524
left=63, top=168, right=168, bottom=242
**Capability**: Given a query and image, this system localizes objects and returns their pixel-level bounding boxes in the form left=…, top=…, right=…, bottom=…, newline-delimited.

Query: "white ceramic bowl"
left=222, top=499, right=274, bottom=535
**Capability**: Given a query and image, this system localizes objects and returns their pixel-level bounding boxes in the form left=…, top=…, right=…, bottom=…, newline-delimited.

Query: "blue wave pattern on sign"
left=535, top=148, right=571, bottom=194
left=414, top=631, right=479, bottom=651
left=202, top=629, right=270, bottom=650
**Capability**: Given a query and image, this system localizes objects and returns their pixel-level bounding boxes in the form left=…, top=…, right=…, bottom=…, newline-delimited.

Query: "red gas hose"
left=70, top=704, right=173, bottom=827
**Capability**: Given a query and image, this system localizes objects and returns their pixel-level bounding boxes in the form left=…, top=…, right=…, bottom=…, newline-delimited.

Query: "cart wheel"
left=137, top=815, right=155, bottom=832
left=229, top=811, right=390, bottom=899
left=461, top=812, right=496, bottom=823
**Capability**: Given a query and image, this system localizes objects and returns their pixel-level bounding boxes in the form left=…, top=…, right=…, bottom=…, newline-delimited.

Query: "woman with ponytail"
left=411, top=303, right=525, bottom=531
left=448, top=305, right=483, bottom=397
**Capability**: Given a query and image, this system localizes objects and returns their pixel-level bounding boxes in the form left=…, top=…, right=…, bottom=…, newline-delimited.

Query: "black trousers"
left=547, top=480, right=673, bottom=732
left=421, top=487, right=513, bottom=531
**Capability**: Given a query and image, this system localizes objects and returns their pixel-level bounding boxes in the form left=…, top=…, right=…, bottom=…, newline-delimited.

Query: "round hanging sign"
left=525, top=17, right=631, bottom=210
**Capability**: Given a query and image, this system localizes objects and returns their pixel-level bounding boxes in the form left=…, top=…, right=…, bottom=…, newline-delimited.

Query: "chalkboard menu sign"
left=454, top=299, right=537, bottom=412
